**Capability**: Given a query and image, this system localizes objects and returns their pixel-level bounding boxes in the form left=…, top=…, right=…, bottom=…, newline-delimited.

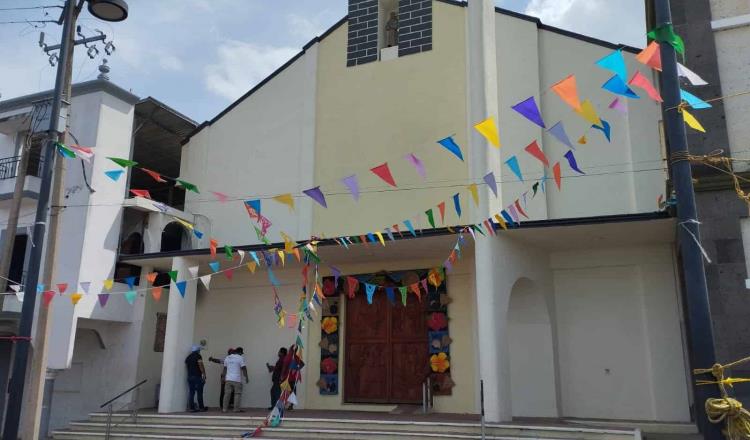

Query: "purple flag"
left=507, top=204, right=520, bottom=223
left=405, top=153, right=426, bottom=179
left=548, top=121, right=574, bottom=150
left=608, top=98, right=628, bottom=114
left=444, top=259, right=453, bottom=273
left=98, top=293, right=110, bottom=308
left=340, top=175, right=359, bottom=201
left=511, top=96, right=546, bottom=128
left=303, top=186, right=327, bottom=208
left=330, top=266, right=341, bottom=287
left=564, top=150, right=585, bottom=174
left=483, top=172, right=497, bottom=197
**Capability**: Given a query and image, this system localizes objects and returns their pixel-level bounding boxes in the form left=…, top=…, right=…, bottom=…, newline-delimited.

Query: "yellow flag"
left=278, top=250, right=286, bottom=266
left=682, top=109, right=706, bottom=132
left=292, top=247, right=301, bottom=262
left=103, top=279, right=114, bottom=290
left=574, top=99, right=602, bottom=127
left=70, top=293, right=83, bottom=305
left=281, top=231, right=295, bottom=253
left=474, top=117, right=501, bottom=148
left=375, top=231, right=386, bottom=246
left=272, top=193, right=295, bottom=211
left=467, top=183, right=479, bottom=207
left=247, top=262, right=257, bottom=273
left=494, top=214, right=508, bottom=230
left=176, top=218, right=194, bottom=230
left=577, top=135, right=587, bottom=145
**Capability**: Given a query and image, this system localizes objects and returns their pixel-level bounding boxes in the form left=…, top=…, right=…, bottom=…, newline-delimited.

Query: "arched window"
left=160, top=222, right=190, bottom=252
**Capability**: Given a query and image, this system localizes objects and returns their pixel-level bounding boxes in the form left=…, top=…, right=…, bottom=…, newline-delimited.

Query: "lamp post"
left=1, top=1, right=128, bottom=438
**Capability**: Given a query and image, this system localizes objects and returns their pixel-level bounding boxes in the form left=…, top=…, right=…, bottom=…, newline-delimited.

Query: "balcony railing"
left=0, top=154, right=44, bottom=180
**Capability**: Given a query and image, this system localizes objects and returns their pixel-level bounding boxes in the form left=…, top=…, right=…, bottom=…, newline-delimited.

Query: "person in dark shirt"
left=209, top=348, right=235, bottom=409
left=265, top=347, right=287, bottom=410
left=185, top=345, right=207, bottom=412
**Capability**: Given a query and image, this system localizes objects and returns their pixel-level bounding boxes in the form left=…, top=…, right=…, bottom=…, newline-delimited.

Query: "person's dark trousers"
left=270, top=382, right=281, bottom=408
left=187, top=376, right=205, bottom=410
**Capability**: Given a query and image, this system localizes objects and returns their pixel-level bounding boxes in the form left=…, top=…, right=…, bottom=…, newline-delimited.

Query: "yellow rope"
left=694, top=357, right=750, bottom=439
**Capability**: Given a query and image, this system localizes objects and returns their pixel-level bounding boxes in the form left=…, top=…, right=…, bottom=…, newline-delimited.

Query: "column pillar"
left=467, top=0, right=512, bottom=422
left=158, top=256, right=198, bottom=413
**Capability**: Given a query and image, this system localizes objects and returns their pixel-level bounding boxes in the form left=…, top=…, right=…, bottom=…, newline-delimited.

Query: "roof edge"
left=120, top=211, right=672, bottom=262
left=0, top=79, right=140, bottom=113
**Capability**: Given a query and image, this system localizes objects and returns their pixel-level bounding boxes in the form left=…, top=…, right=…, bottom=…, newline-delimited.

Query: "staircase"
left=51, top=411, right=649, bottom=440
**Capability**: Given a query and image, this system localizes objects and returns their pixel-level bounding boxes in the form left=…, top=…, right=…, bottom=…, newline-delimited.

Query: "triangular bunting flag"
left=399, top=286, right=408, bottom=306
left=548, top=121, right=574, bottom=150
left=405, top=153, right=426, bottom=179
left=272, top=193, right=295, bottom=211
left=437, top=202, right=446, bottom=224
left=125, top=276, right=137, bottom=289
left=426, top=209, right=436, bottom=228
left=403, top=220, right=417, bottom=237
left=515, top=199, right=529, bottom=219
left=636, top=41, right=662, bottom=71
left=494, top=214, right=508, bottom=230
left=677, top=62, right=708, bottom=86
left=103, top=279, right=114, bottom=290
left=347, top=276, right=359, bottom=299
left=524, top=140, right=549, bottom=167
left=365, top=283, right=377, bottom=304
left=176, top=179, right=200, bottom=193
left=504, top=156, right=523, bottom=181
left=453, top=193, right=461, bottom=218
left=98, top=293, right=110, bottom=307
left=386, top=287, right=396, bottom=304
left=437, top=136, right=464, bottom=161
left=551, top=75, right=582, bottom=110
left=370, top=163, right=397, bottom=187
left=609, top=98, right=628, bottom=114
left=682, top=109, right=706, bottom=132
left=647, top=23, right=685, bottom=55
left=628, top=71, right=663, bottom=102
left=69, top=145, right=94, bottom=161
left=303, top=186, right=327, bottom=208
left=56, top=283, right=68, bottom=294
left=167, top=270, right=178, bottom=282
left=246, top=262, right=257, bottom=274
left=146, top=273, right=157, bottom=284
left=70, top=293, right=83, bottom=305
left=200, top=275, right=211, bottom=290
left=474, top=117, right=501, bottom=148
left=224, top=245, right=233, bottom=260
left=483, top=172, right=498, bottom=197
left=125, top=290, right=137, bottom=305
left=341, top=175, right=360, bottom=201
left=592, top=119, right=612, bottom=142
left=152, top=287, right=163, bottom=301
left=209, top=261, right=220, bottom=272
left=104, top=170, right=124, bottom=181
left=141, top=168, right=167, bottom=183
left=225, top=268, right=234, bottom=280
left=602, top=75, right=640, bottom=99
left=467, top=183, right=479, bottom=206
left=211, top=191, right=229, bottom=203
left=595, top=49, right=628, bottom=81
left=188, top=266, right=199, bottom=278
left=107, top=157, right=138, bottom=168
left=511, top=96, right=546, bottom=128
left=575, top=99, right=602, bottom=127
left=129, top=189, right=151, bottom=199
left=79, top=282, right=91, bottom=294
left=564, top=150, right=585, bottom=174
left=553, top=162, right=562, bottom=190
left=680, top=89, right=712, bottom=109
left=210, top=238, right=218, bottom=258
left=176, top=281, right=187, bottom=297
left=56, top=143, right=76, bottom=158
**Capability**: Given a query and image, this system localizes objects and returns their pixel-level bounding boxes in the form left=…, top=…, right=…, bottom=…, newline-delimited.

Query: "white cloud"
left=525, top=0, right=646, bottom=48
left=287, top=12, right=338, bottom=39
left=204, top=40, right=298, bottom=101
left=159, top=55, right=184, bottom=72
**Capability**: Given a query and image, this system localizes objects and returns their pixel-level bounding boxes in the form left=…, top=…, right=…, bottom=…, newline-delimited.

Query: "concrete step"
left=75, top=413, right=639, bottom=440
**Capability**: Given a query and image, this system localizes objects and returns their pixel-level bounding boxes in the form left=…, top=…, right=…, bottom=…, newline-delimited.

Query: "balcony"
left=0, top=153, right=44, bottom=197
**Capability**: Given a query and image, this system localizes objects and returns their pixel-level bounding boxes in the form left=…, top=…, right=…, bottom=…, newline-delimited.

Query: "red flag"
left=410, top=283, right=421, bottom=302
left=210, top=238, right=218, bottom=258
left=524, top=140, right=549, bottom=167
left=56, top=283, right=68, bottom=294
left=43, top=291, right=55, bottom=307
left=225, top=268, right=234, bottom=280
left=484, top=220, right=495, bottom=236
left=370, top=163, right=397, bottom=187
left=553, top=162, right=562, bottom=190
left=346, top=276, right=359, bottom=299
left=393, top=224, right=402, bottom=237
left=437, top=202, right=446, bottom=224
left=514, top=200, right=529, bottom=219
left=152, top=287, right=163, bottom=302
left=130, top=189, right=151, bottom=199
left=141, top=168, right=166, bottom=183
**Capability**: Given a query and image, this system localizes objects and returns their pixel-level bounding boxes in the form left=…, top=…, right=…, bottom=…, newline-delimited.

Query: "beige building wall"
left=312, top=2, right=468, bottom=237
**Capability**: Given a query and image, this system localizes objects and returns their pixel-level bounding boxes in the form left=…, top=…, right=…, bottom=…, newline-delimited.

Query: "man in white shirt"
left=222, top=346, right=249, bottom=412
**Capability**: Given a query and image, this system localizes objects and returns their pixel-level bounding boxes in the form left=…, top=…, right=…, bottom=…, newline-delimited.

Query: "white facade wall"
left=180, top=45, right=319, bottom=246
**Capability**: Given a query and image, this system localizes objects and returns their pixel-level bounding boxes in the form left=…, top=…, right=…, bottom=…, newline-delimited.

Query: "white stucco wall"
left=180, top=45, right=318, bottom=246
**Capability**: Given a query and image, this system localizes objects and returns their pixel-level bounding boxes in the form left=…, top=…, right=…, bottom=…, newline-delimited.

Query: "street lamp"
left=88, top=0, right=129, bottom=22
left=2, top=1, right=128, bottom=438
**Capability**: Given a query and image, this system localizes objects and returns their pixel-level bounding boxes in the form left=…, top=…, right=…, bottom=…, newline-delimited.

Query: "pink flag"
left=628, top=71, right=663, bottom=102
left=405, top=153, right=426, bottom=179
left=211, top=191, right=229, bottom=203
left=608, top=98, right=628, bottom=114
left=130, top=189, right=151, bottom=199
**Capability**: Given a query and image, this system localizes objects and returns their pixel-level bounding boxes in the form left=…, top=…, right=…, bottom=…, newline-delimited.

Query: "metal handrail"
left=0, top=154, right=44, bottom=180
left=100, top=379, right=147, bottom=440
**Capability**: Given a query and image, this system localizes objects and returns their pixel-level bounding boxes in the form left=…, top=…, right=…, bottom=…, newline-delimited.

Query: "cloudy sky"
left=0, top=0, right=646, bottom=122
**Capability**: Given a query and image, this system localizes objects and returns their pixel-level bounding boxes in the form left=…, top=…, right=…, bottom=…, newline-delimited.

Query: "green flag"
left=425, top=209, right=435, bottom=228
left=176, top=179, right=200, bottom=194
left=224, top=245, right=233, bottom=260
left=167, top=270, right=178, bottom=282
left=647, top=24, right=685, bottom=55
left=56, top=143, right=76, bottom=159
left=296, top=335, right=304, bottom=349
left=107, top=156, right=138, bottom=168
left=398, top=286, right=408, bottom=306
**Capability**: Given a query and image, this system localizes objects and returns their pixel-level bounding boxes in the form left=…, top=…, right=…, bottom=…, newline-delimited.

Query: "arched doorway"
left=161, top=222, right=190, bottom=252
left=508, top=277, right=558, bottom=418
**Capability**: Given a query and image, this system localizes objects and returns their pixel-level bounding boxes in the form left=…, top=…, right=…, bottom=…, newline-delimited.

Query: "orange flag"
left=551, top=75, right=582, bottom=111
left=146, top=272, right=158, bottom=284
left=553, top=162, right=562, bottom=190
left=152, top=286, right=163, bottom=302
left=636, top=41, right=662, bottom=71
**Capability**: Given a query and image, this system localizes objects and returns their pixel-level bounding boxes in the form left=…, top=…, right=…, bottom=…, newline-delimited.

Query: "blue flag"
left=680, top=89, right=712, bottom=109
left=209, top=261, right=220, bottom=272
left=437, top=136, right=464, bottom=161
left=403, top=220, right=417, bottom=237
left=564, top=150, right=585, bottom=174
left=595, top=49, right=627, bottom=81
left=104, top=170, right=124, bottom=181
left=386, top=287, right=396, bottom=304
left=592, top=119, right=611, bottom=142
left=505, top=156, right=524, bottom=181
left=453, top=193, right=462, bottom=218
left=176, top=281, right=187, bottom=297
left=365, top=283, right=377, bottom=304
left=602, top=75, right=640, bottom=99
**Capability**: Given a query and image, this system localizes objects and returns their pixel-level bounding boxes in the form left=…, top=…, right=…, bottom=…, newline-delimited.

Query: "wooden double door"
left=344, top=287, right=428, bottom=404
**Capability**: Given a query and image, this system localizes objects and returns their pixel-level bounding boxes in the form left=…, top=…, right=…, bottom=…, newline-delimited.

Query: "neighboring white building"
left=1, top=1, right=715, bottom=438
left=0, top=76, right=196, bottom=433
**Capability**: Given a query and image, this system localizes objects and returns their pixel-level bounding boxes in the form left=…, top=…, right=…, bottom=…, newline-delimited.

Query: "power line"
left=0, top=19, right=56, bottom=25
left=0, top=5, right=62, bottom=12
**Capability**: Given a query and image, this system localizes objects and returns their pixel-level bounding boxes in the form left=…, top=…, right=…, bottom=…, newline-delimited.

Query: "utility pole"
left=2, top=1, right=75, bottom=438
left=654, top=1, right=722, bottom=439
